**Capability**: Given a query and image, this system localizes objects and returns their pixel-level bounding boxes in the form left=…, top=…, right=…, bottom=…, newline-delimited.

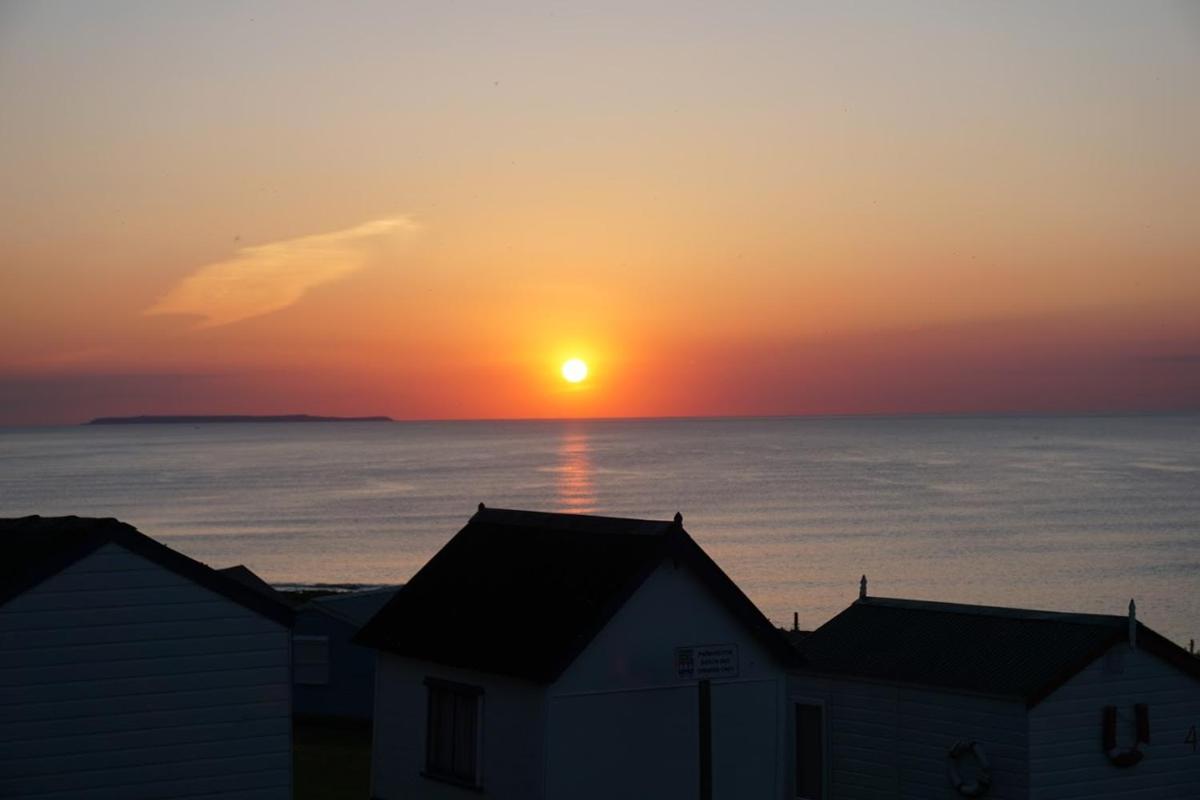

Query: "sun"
left=561, top=358, right=588, bottom=383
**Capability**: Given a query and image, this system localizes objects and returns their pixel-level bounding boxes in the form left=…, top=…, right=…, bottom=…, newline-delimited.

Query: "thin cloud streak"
left=145, top=217, right=419, bottom=327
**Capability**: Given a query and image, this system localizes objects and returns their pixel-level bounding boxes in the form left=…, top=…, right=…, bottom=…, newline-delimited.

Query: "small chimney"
left=478, top=502, right=486, bottom=513
left=673, top=511, right=683, bottom=525
left=859, top=574, right=868, bottom=601
left=1128, top=598, right=1137, bottom=648
left=793, top=612, right=799, bottom=632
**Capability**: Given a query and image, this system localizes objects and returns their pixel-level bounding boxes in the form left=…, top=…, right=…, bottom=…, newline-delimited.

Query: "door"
left=794, top=701, right=825, bottom=800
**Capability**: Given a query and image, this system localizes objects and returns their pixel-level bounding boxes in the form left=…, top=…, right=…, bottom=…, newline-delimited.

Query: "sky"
left=1, top=0, right=1198, bottom=424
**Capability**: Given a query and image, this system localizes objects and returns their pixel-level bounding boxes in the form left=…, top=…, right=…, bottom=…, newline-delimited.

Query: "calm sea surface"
left=2, top=416, right=1198, bottom=643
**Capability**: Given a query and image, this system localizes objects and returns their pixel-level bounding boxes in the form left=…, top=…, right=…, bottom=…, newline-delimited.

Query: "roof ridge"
left=862, top=596, right=1126, bottom=626
left=355, top=507, right=800, bottom=681
left=473, top=506, right=677, bottom=535
left=475, top=506, right=674, bottom=523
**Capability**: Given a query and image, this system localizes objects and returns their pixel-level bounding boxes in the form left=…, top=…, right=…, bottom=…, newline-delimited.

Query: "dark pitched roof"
left=797, top=596, right=1200, bottom=706
left=781, top=629, right=813, bottom=649
left=304, top=586, right=401, bottom=627
left=0, top=516, right=293, bottom=627
left=217, top=564, right=293, bottom=606
left=355, top=507, right=799, bottom=682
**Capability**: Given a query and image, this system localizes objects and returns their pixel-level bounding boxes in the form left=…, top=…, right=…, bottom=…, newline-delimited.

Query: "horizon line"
left=3, top=407, right=1200, bottom=429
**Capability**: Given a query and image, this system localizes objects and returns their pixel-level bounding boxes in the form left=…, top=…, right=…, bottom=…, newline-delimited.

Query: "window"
left=424, top=678, right=482, bottom=788
left=293, top=635, right=330, bottom=685
left=795, top=702, right=824, bottom=800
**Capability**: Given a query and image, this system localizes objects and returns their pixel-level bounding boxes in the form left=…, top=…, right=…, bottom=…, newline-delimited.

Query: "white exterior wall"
left=370, top=559, right=791, bottom=800
left=1029, top=644, right=1200, bottom=799
left=547, top=560, right=789, bottom=800
left=370, top=655, right=547, bottom=800
left=0, top=542, right=292, bottom=800
left=786, top=674, right=1029, bottom=800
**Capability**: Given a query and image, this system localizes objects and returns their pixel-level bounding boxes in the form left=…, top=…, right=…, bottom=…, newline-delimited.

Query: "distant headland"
left=86, top=414, right=394, bottom=425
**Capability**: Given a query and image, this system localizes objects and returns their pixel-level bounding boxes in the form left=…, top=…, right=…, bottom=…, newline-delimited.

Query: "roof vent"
left=1128, top=598, right=1137, bottom=648
left=859, top=574, right=868, bottom=601
left=673, top=511, right=683, bottom=525
left=477, top=502, right=486, bottom=513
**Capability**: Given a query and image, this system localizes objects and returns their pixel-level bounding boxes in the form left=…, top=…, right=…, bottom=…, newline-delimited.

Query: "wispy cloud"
left=145, top=217, right=419, bottom=327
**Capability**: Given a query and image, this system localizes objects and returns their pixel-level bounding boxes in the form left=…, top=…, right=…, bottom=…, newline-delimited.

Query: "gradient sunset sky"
left=2, top=1, right=1198, bottom=424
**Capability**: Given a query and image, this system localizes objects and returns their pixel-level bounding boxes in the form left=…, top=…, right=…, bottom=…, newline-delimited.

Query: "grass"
left=293, top=716, right=372, bottom=800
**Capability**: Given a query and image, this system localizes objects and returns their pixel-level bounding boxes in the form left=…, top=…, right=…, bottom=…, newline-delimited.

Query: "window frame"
left=422, top=677, right=484, bottom=790
left=292, top=634, right=331, bottom=685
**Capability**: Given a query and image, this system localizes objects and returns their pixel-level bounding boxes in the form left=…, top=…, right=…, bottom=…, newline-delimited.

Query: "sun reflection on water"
left=556, top=428, right=596, bottom=513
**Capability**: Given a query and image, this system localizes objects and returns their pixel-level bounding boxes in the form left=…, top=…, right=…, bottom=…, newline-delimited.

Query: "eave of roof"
left=355, top=507, right=801, bottom=681
left=0, top=516, right=294, bottom=627
left=793, top=596, right=1200, bottom=707
left=217, top=564, right=292, bottom=606
left=303, top=586, right=401, bottom=627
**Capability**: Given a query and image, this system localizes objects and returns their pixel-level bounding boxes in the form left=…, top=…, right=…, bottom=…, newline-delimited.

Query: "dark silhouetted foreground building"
left=0, top=516, right=294, bottom=800
left=358, top=508, right=1200, bottom=800
left=787, top=591, right=1200, bottom=799
left=356, top=506, right=800, bottom=799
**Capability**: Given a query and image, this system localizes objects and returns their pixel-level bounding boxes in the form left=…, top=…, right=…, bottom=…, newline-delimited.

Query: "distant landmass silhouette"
left=86, top=414, right=394, bottom=425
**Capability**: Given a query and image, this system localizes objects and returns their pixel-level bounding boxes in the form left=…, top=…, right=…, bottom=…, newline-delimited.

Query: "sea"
left=2, top=415, right=1198, bottom=644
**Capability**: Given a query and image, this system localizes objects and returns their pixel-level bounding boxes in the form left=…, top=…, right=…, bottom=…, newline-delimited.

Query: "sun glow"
left=561, top=358, right=588, bottom=383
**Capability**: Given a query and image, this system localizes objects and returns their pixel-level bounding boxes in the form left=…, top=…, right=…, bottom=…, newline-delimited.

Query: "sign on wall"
left=675, top=644, right=739, bottom=680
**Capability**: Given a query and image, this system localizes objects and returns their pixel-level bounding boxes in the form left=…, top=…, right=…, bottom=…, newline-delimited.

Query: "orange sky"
left=1, top=2, right=1198, bottom=424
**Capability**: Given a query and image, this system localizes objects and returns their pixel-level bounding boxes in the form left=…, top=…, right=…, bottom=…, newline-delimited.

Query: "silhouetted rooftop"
left=305, top=586, right=401, bottom=627
left=217, top=564, right=292, bottom=606
left=355, top=507, right=798, bottom=682
left=781, top=629, right=813, bottom=648
left=797, top=596, right=1200, bottom=706
left=0, top=516, right=293, bottom=626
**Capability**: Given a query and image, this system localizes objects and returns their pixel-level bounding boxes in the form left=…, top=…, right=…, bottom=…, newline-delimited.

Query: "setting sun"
left=561, top=359, right=588, bottom=384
